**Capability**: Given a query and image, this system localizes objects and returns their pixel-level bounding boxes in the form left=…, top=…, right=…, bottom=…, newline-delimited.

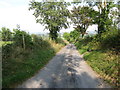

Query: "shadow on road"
left=19, top=44, right=109, bottom=88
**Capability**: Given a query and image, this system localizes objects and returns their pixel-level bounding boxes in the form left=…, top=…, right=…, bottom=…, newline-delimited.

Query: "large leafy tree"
left=71, top=6, right=95, bottom=37
left=29, top=1, right=70, bottom=41
left=73, top=1, right=116, bottom=35
left=96, top=2, right=113, bottom=34
left=89, top=1, right=116, bottom=34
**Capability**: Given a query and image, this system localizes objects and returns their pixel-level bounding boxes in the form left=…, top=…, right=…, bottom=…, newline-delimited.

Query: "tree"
left=91, top=1, right=115, bottom=34
left=1, top=27, right=12, bottom=41
left=71, top=6, right=94, bottom=37
left=29, top=1, right=70, bottom=41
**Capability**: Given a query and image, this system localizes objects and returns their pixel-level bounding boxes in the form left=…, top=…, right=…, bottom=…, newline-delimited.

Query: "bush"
left=56, top=38, right=66, bottom=46
left=13, top=29, right=33, bottom=49
left=0, top=27, right=12, bottom=41
left=100, top=28, right=120, bottom=52
left=2, top=44, right=13, bottom=60
left=31, top=34, right=51, bottom=49
left=75, top=36, right=93, bottom=49
left=77, top=26, right=120, bottom=53
left=63, top=32, right=70, bottom=41
left=69, top=30, right=80, bottom=43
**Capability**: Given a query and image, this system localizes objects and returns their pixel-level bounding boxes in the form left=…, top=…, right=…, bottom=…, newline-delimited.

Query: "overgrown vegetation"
left=1, top=27, right=66, bottom=88
left=63, top=30, right=80, bottom=43
left=64, top=26, right=119, bottom=87
left=1, top=0, right=120, bottom=88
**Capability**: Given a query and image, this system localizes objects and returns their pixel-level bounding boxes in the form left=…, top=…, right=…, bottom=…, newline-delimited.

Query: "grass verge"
left=2, top=40, right=65, bottom=88
left=77, top=47, right=119, bottom=88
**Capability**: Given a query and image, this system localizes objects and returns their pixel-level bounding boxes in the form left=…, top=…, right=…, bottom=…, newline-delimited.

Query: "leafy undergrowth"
left=2, top=39, right=65, bottom=88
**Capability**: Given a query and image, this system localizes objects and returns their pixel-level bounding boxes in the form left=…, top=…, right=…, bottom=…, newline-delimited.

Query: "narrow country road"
left=18, top=44, right=110, bottom=88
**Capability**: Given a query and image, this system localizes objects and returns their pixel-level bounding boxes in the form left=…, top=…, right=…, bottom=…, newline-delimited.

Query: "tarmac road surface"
left=18, top=44, right=110, bottom=88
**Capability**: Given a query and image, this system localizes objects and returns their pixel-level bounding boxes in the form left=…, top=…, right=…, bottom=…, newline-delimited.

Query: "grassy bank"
left=2, top=38, right=66, bottom=88
left=76, top=43, right=119, bottom=87
left=74, top=29, right=119, bottom=87
left=84, top=50, right=119, bottom=87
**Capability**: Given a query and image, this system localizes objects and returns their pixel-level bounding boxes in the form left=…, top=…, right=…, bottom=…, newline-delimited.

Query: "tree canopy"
left=29, top=1, right=70, bottom=41
left=1, top=27, right=12, bottom=41
left=70, top=6, right=95, bottom=37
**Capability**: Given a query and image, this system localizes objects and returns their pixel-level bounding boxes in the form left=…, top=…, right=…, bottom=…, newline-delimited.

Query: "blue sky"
left=0, top=0, right=98, bottom=34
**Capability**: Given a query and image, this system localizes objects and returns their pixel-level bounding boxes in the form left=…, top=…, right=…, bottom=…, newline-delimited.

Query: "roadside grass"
left=75, top=39, right=119, bottom=87
left=2, top=39, right=65, bottom=88
left=83, top=50, right=119, bottom=87
left=74, top=28, right=119, bottom=87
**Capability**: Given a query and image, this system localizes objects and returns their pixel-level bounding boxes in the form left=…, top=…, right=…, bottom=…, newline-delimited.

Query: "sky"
left=0, top=0, right=98, bottom=34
